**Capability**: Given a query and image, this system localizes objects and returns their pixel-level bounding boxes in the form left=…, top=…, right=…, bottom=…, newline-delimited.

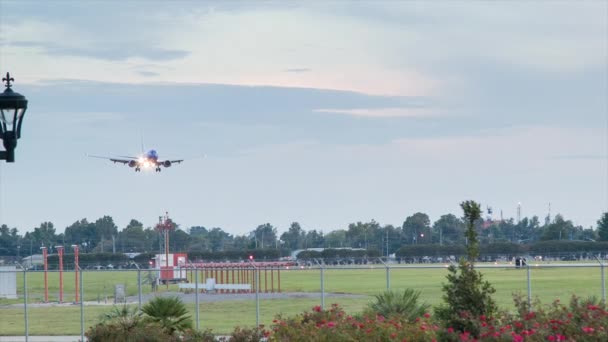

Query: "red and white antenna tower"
left=155, top=211, right=176, bottom=271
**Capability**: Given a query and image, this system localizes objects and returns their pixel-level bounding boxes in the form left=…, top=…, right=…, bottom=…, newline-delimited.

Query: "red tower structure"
left=155, top=212, right=176, bottom=286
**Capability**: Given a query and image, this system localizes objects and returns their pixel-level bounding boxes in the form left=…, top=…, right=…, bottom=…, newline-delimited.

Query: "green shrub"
left=366, top=289, right=430, bottom=322
left=142, top=296, right=193, bottom=334
left=221, top=326, right=268, bottom=342
left=85, top=321, right=170, bottom=342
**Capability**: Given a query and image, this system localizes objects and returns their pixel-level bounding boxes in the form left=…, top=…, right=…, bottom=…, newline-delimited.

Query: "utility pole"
left=517, top=202, right=522, bottom=224
left=385, top=228, right=389, bottom=258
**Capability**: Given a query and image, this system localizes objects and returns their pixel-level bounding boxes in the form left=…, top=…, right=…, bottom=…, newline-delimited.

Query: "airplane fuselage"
left=91, top=148, right=183, bottom=172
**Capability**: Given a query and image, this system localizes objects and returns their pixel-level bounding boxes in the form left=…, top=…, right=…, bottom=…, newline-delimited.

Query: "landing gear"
left=135, top=167, right=141, bottom=172
left=155, top=167, right=161, bottom=172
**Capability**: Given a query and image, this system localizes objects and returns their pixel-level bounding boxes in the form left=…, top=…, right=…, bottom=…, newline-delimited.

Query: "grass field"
left=0, top=264, right=605, bottom=335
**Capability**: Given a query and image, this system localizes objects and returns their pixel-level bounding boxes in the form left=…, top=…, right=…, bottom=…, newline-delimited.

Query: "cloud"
left=10, top=40, right=189, bottom=61
left=550, top=154, right=607, bottom=161
left=314, top=107, right=440, bottom=118
left=284, top=68, right=311, bottom=73
left=137, top=71, right=161, bottom=77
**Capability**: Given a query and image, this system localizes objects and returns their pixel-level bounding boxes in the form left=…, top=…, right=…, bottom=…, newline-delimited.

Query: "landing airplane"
left=89, top=149, right=183, bottom=172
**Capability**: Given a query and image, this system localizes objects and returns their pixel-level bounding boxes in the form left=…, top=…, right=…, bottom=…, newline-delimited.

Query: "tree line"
left=1, top=211, right=608, bottom=257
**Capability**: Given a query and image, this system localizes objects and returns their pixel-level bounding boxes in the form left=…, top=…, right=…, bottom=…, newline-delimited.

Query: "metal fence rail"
left=0, top=261, right=605, bottom=341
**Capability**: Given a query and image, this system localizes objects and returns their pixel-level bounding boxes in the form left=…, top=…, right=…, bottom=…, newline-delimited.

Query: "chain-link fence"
left=0, top=260, right=606, bottom=341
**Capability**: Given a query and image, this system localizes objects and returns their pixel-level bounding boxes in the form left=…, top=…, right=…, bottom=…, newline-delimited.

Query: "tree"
left=64, top=219, right=96, bottom=249
left=119, top=219, right=146, bottom=252
left=207, top=227, right=231, bottom=252
left=402, top=213, right=431, bottom=245
left=93, top=216, right=118, bottom=253
left=280, top=222, right=306, bottom=250
left=189, top=226, right=208, bottom=237
left=252, top=223, right=277, bottom=249
left=346, top=222, right=369, bottom=248
left=169, top=229, right=191, bottom=252
left=304, top=229, right=324, bottom=248
left=540, top=214, right=575, bottom=241
left=0, top=224, right=20, bottom=256
left=31, top=222, right=57, bottom=248
left=432, top=214, right=464, bottom=245
left=598, top=212, right=608, bottom=241
left=435, top=200, right=497, bottom=337
left=324, top=229, right=346, bottom=248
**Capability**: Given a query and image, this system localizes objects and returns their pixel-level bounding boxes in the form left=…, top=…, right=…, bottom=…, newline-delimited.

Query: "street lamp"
left=0, top=72, right=28, bottom=162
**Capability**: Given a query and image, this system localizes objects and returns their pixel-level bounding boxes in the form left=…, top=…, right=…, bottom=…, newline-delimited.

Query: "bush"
left=142, top=296, right=193, bottom=334
left=366, top=289, right=430, bottom=322
left=440, top=295, right=608, bottom=341
left=86, top=322, right=170, bottom=342
left=270, top=303, right=438, bottom=342
left=220, top=326, right=269, bottom=342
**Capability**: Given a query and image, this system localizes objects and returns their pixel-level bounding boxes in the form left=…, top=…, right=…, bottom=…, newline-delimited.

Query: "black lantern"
left=0, top=72, right=28, bottom=162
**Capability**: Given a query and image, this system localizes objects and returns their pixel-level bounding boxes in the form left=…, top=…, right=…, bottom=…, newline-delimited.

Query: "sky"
left=0, top=1, right=606, bottom=236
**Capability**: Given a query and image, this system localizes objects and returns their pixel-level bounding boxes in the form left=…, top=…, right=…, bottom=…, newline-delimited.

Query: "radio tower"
left=155, top=212, right=176, bottom=275
left=517, top=202, right=521, bottom=224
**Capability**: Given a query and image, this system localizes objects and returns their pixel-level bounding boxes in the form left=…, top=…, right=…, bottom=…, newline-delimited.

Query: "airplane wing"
left=156, top=159, right=184, bottom=167
left=88, top=155, right=133, bottom=165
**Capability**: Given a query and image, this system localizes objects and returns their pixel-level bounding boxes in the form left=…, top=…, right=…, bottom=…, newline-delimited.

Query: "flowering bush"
left=266, top=295, right=608, bottom=342
left=270, top=303, right=438, bottom=341
left=439, top=295, right=608, bottom=341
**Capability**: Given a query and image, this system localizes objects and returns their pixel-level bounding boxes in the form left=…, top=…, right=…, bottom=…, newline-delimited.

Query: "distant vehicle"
left=89, top=149, right=183, bottom=172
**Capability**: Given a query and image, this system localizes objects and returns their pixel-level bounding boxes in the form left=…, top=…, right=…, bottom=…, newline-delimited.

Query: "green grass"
left=0, top=265, right=605, bottom=335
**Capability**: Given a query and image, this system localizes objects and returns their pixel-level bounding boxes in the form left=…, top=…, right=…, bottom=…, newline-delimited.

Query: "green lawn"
left=0, top=265, right=605, bottom=335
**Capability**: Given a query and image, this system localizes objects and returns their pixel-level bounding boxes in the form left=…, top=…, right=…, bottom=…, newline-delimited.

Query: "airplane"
left=89, top=149, right=184, bottom=172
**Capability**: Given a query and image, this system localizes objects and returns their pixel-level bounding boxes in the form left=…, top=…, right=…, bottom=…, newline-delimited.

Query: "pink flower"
left=327, top=321, right=336, bottom=328
left=424, top=313, right=431, bottom=318
left=312, top=305, right=321, bottom=312
left=511, top=332, right=523, bottom=342
left=582, top=326, right=595, bottom=333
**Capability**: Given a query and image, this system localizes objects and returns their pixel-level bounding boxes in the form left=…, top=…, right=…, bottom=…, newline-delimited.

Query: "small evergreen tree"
left=435, top=200, right=497, bottom=338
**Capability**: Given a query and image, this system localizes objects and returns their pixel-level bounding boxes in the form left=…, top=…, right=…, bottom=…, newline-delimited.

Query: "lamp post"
left=0, top=72, right=28, bottom=163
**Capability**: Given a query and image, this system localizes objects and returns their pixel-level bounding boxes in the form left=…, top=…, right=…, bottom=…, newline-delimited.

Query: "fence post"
left=255, top=267, right=260, bottom=327
left=602, top=264, right=606, bottom=304
left=136, top=267, right=142, bottom=311
left=596, top=256, right=606, bottom=303
left=313, top=259, right=325, bottom=310
left=527, top=263, right=532, bottom=310
left=378, top=258, right=390, bottom=290
left=248, top=260, right=260, bottom=327
left=80, top=268, right=84, bottom=342
left=23, top=268, right=28, bottom=342
left=195, top=267, right=200, bottom=330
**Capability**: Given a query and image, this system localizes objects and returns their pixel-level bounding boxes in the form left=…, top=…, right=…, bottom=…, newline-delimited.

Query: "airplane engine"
left=128, top=160, right=137, bottom=168
left=163, top=160, right=172, bottom=168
